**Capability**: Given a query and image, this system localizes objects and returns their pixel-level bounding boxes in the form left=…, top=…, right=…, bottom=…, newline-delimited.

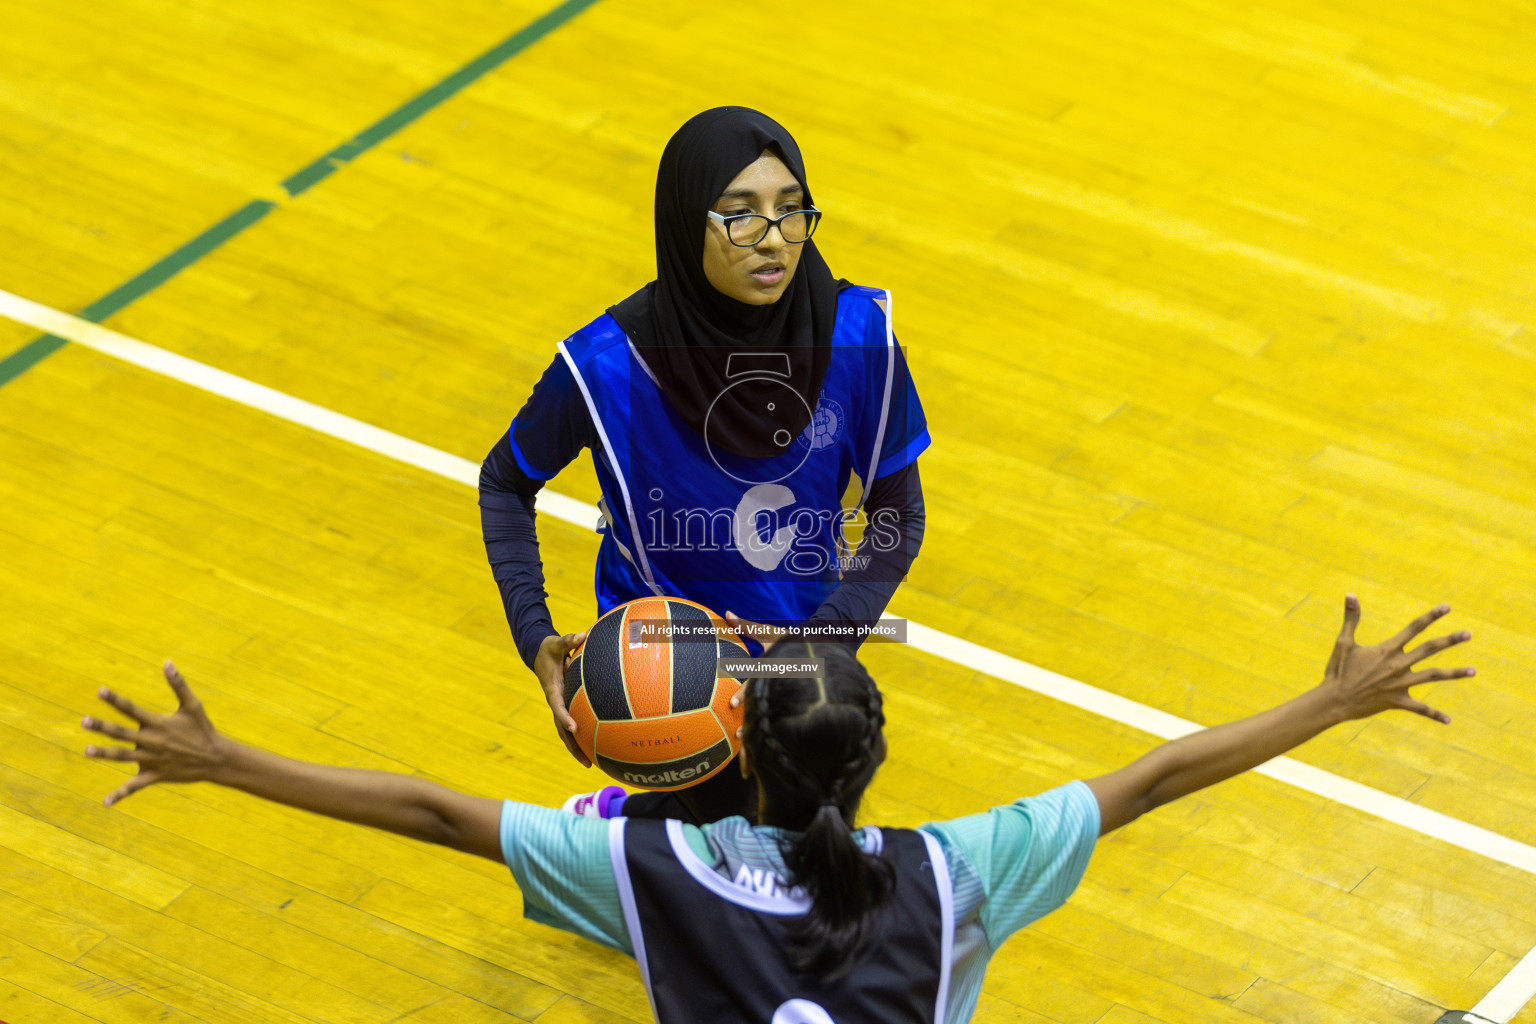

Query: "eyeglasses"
left=706, top=207, right=822, bottom=247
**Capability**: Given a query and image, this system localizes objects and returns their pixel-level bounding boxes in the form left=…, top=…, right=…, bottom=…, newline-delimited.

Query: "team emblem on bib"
left=772, top=999, right=837, bottom=1024
left=798, top=398, right=845, bottom=452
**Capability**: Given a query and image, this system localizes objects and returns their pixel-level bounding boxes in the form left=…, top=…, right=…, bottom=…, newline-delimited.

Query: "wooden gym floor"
left=0, top=0, right=1533, bottom=1021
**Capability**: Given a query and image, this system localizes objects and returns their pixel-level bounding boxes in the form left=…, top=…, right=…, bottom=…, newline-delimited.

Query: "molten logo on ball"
left=618, top=759, right=715, bottom=787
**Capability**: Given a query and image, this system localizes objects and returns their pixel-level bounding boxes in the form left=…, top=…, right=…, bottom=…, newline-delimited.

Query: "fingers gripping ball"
left=563, top=598, right=749, bottom=790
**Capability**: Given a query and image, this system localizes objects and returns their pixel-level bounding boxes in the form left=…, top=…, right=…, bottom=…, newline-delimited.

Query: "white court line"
left=1475, top=951, right=1536, bottom=1024
left=2, top=286, right=1532, bottom=1019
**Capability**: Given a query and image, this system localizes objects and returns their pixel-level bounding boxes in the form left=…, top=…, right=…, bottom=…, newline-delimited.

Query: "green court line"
left=0, top=198, right=277, bottom=387
left=0, top=0, right=601, bottom=388
left=75, top=200, right=278, bottom=322
left=0, top=334, right=68, bottom=388
left=284, top=0, right=602, bottom=197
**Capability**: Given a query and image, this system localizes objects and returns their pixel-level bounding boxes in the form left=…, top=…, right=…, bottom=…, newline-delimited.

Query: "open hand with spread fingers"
left=82, top=661, right=230, bottom=807
left=81, top=661, right=507, bottom=857
left=1322, top=595, right=1476, bottom=724
left=1084, top=595, right=1476, bottom=835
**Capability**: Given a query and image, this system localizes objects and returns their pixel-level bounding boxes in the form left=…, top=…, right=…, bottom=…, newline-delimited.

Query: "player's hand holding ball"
left=535, top=631, right=591, bottom=767
left=722, top=610, right=792, bottom=652
left=723, top=610, right=803, bottom=717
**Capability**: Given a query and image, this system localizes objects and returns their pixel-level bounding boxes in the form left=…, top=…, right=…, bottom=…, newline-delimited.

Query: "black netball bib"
left=609, top=817, right=954, bottom=1023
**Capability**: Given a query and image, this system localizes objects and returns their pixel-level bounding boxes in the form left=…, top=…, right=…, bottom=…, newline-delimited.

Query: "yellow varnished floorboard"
left=2, top=0, right=1534, bottom=1022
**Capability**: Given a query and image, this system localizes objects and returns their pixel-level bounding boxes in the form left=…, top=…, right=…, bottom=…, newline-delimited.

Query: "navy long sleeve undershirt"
left=479, top=429, right=925, bottom=670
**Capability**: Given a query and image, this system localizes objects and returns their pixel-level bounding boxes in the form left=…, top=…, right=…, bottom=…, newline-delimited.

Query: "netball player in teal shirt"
left=82, top=598, right=1472, bottom=1023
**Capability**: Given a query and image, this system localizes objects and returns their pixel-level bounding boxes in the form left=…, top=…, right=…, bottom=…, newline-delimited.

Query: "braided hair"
left=741, top=642, right=893, bottom=979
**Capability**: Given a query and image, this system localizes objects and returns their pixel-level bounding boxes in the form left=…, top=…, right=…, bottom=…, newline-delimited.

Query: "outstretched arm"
left=83, top=664, right=505, bottom=862
left=1086, top=596, right=1474, bottom=835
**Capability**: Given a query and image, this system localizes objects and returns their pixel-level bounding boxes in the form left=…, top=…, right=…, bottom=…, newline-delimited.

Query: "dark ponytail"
left=742, top=642, right=893, bottom=979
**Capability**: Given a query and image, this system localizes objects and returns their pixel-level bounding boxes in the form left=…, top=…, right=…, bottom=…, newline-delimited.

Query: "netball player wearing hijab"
left=83, top=598, right=1473, bottom=1023
left=478, top=108, right=929, bottom=823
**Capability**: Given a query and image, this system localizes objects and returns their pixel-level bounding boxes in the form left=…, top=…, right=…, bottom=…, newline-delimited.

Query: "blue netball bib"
left=558, top=286, right=921, bottom=626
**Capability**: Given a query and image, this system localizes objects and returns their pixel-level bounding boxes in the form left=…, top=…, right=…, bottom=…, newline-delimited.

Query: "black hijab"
left=608, top=107, right=843, bottom=460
